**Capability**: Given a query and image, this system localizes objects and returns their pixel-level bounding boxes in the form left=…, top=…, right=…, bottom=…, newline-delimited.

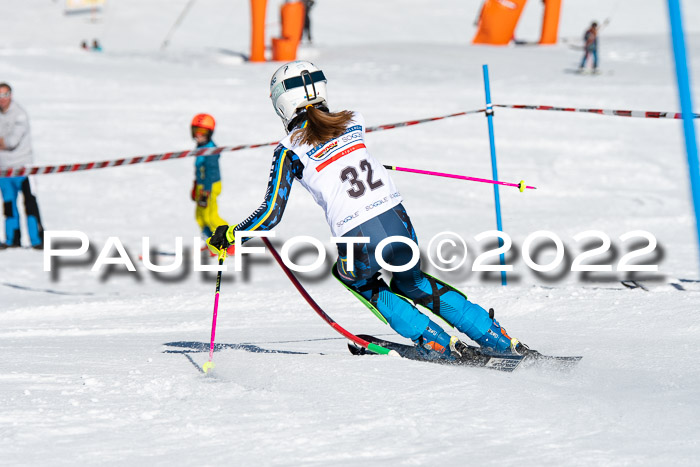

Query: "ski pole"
left=202, top=249, right=226, bottom=374
left=261, top=237, right=398, bottom=356
left=383, top=165, right=536, bottom=192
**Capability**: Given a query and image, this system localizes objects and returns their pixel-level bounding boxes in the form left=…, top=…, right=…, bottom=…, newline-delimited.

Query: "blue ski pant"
left=335, top=204, right=492, bottom=348
left=581, top=47, right=598, bottom=69
left=0, top=176, right=44, bottom=247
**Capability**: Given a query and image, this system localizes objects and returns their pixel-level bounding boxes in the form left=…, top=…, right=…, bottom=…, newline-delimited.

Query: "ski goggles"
left=271, top=70, right=326, bottom=101
left=281, top=70, right=326, bottom=92
left=191, top=127, right=212, bottom=137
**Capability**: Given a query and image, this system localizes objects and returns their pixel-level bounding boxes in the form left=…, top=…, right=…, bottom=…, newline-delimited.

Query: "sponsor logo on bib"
left=309, top=141, right=338, bottom=161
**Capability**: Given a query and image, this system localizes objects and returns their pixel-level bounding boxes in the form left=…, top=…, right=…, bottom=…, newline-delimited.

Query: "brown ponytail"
left=291, top=106, right=355, bottom=147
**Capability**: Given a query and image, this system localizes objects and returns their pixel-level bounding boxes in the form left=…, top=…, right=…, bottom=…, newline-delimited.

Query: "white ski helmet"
left=270, top=60, right=328, bottom=132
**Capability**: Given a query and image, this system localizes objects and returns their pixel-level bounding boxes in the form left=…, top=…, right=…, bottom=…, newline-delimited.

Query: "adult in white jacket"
left=0, top=82, right=44, bottom=249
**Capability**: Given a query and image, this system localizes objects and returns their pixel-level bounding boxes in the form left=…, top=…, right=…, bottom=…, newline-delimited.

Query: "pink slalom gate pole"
left=383, top=165, right=536, bottom=192
left=203, top=251, right=226, bottom=374
left=207, top=281, right=220, bottom=361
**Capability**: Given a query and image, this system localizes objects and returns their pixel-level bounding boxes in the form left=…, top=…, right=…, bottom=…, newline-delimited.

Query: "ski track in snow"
left=1, top=0, right=700, bottom=465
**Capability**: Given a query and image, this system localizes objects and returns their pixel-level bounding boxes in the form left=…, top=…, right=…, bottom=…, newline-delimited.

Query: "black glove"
left=208, top=225, right=231, bottom=251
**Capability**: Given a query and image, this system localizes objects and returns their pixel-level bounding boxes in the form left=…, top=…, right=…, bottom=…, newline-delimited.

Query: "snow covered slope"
left=1, top=1, right=699, bottom=465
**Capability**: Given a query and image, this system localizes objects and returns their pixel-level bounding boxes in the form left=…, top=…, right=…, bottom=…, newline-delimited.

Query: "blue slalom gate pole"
left=482, top=64, right=507, bottom=285
left=667, top=0, right=700, bottom=272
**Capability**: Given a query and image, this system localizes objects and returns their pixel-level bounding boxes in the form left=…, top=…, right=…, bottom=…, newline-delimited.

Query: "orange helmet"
left=191, top=113, right=215, bottom=131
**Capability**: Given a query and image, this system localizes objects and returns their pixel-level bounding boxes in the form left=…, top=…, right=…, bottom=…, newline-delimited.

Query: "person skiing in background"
left=207, top=61, right=536, bottom=360
left=0, top=82, right=44, bottom=250
left=579, top=21, right=599, bottom=73
left=190, top=113, right=227, bottom=240
left=302, top=0, right=315, bottom=44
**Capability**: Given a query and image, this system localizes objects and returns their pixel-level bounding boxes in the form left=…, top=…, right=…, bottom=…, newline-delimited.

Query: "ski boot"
left=476, top=308, right=539, bottom=357
left=413, top=322, right=456, bottom=361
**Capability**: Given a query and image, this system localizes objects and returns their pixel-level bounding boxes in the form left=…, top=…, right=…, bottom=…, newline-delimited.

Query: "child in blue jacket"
left=190, top=114, right=227, bottom=239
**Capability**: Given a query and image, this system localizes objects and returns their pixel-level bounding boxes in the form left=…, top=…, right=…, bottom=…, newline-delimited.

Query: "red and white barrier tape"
left=2, top=103, right=696, bottom=177
left=0, top=109, right=484, bottom=177
left=494, top=104, right=700, bottom=120
left=367, top=109, right=484, bottom=131
left=0, top=143, right=277, bottom=177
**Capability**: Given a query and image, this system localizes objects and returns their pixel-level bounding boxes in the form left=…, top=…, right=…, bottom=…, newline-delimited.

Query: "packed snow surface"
left=1, top=1, right=699, bottom=465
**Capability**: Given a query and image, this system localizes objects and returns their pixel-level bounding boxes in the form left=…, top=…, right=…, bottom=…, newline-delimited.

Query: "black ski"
left=349, top=334, right=582, bottom=372
left=348, top=334, right=523, bottom=372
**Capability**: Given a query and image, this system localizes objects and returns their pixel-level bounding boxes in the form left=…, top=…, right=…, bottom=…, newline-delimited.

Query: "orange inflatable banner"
left=473, top=0, right=528, bottom=45
left=539, top=0, right=562, bottom=45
